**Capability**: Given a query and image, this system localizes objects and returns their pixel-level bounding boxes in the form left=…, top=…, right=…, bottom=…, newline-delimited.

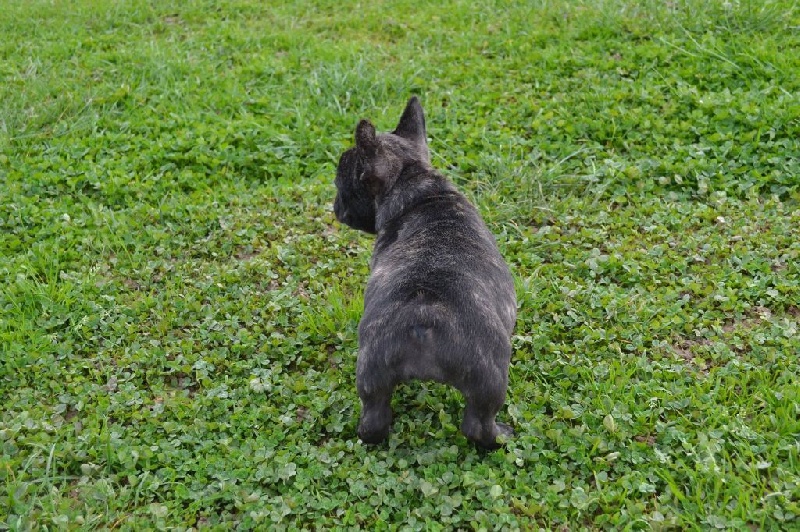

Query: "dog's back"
left=360, top=171, right=515, bottom=384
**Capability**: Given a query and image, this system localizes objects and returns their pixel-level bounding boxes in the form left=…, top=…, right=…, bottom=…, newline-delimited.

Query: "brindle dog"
left=333, top=97, right=517, bottom=449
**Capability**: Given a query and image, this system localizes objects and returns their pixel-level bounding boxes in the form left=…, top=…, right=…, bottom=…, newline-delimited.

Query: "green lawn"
left=2, top=0, right=799, bottom=529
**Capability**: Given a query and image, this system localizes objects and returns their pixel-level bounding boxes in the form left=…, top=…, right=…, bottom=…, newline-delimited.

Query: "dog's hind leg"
left=355, top=353, right=395, bottom=445
left=459, top=371, right=513, bottom=450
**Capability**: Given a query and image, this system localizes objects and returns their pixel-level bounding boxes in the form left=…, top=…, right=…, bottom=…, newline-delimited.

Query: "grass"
left=1, top=0, right=799, bottom=528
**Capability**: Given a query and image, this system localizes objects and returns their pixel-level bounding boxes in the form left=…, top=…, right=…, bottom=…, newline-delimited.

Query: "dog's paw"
left=358, top=427, right=390, bottom=445
left=357, top=417, right=391, bottom=445
left=496, top=422, right=515, bottom=439
left=471, top=422, right=515, bottom=452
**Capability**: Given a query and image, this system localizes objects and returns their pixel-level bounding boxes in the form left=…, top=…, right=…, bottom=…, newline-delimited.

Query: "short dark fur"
left=333, top=97, right=517, bottom=449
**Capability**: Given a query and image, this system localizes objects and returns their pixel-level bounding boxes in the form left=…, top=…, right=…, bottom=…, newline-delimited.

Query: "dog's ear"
left=394, top=96, right=427, bottom=146
left=355, top=119, right=378, bottom=155
left=355, top=119, right=391, bottom=192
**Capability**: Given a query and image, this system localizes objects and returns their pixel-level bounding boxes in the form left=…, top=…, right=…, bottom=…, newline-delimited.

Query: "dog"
left=333, top=97, right=517, bottom=449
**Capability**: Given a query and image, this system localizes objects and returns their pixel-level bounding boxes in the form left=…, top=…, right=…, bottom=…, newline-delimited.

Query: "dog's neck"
left=374, top=162, right=457, bottom=232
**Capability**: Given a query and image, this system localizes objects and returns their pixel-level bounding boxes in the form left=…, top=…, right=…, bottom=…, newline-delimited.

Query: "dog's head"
left=333, top=97, right=431, bottom=234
